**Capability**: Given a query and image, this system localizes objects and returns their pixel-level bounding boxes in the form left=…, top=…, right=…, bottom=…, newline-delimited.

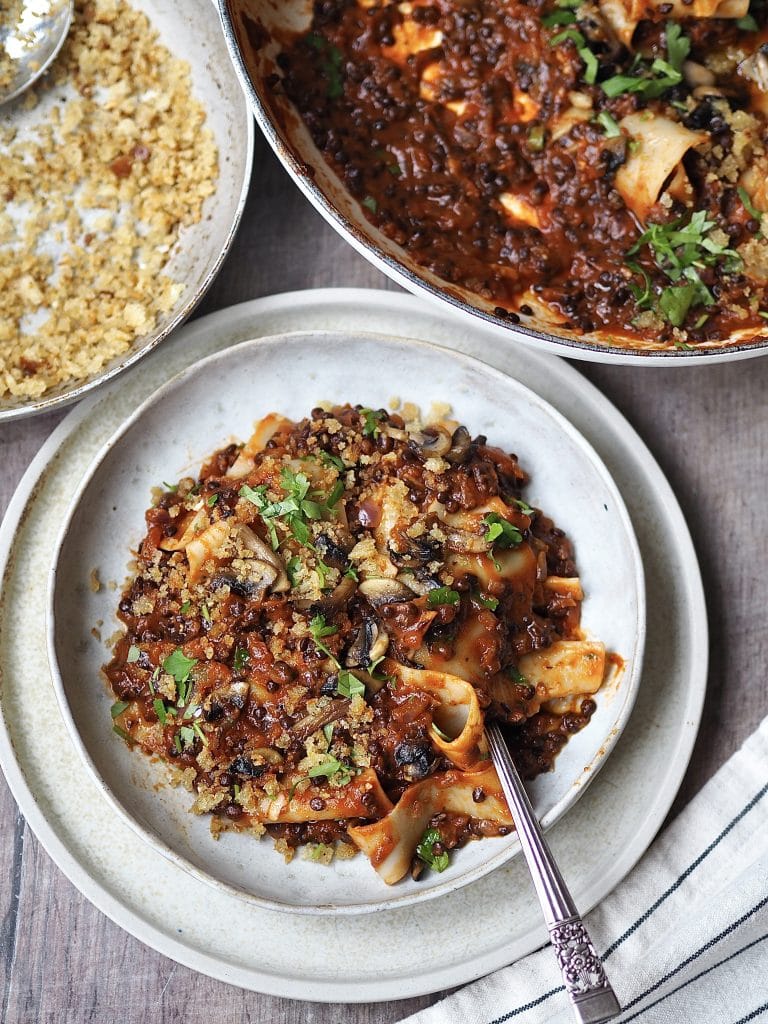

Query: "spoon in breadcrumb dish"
left=0, top=0, right=73, bottom=106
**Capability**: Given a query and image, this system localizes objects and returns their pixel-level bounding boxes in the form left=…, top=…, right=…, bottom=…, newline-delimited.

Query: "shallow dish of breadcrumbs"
left=0, top=0, right=253, bottom=420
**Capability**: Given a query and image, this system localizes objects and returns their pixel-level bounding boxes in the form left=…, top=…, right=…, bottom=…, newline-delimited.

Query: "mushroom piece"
left=234, top=523, right=290, bottom=592
left=211, top=570, right=276, bottom=599
left=740, top=44, right=768, bottom=92
left=292, top=699, right=352, bottom=741
left=409, top=424, right=452, bottom=459
left=444, top=425, right=472, bottom=464
left=313, top=574, right=358, bottom=617
left=394, top=740, right=434, bottom=781
left=359, top=577, right=415, bottom=608
left=345, top=619, right=390, bottom=668
left=387, top=536, right=441, bottom=569
left=399, top=571, right=442, bottom=597
left=314, top=533, right=350, bottom=570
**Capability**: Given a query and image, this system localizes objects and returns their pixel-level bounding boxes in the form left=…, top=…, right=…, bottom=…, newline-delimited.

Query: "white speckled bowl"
left=0, top=0, right=253, bottom=422
left=48, top=330, right=645, bottom=914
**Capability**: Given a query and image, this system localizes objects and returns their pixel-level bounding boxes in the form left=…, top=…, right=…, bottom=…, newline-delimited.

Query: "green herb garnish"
left=427, top=586, right=460, bottom=608
left=319, top=450, right=345, bottom=472
left=126, top=645, right=141, bottom=664
left=180, top=600, right=192, bottom=615
left=154, top=698, right=169, bottom=725
left=508, top=665, right=528, bottom=685
left=309, top=613, right=339, bottom=661
left=113, top=725, right=132, bottom=743
left=323, top=722, right=335, bottom=745
left=736, top=13, right=759, bottom=30
left=308, top=757, right=347, bottom=780
left=483, top=513, right=523, bottom=548
left=336, top=670, right=366, bottom=698
left=626, top=210, right=742, bottom=326
left=362, top=195, right=378, bottom=214
left=602, top=23, right=689, bottom=99
left=359, top=407, right=384, bottom=437
left=307, top=32, right=344, bottom=98
left=416, top=827, right=450, bottom=873
left=162, top=648, right=198, bottom=685
left=207, top=493, right=219, bottom=507
left=595, top=111, right=621, bottom=138
left=110, top=700, right=130, bottom=718
left=233, top=646, right=249, bottom=673
left=475, top=592, right=499, bottom=611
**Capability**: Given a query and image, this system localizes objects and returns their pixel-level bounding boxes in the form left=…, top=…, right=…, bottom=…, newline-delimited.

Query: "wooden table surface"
left=1, top=130, right=766, bottom=1024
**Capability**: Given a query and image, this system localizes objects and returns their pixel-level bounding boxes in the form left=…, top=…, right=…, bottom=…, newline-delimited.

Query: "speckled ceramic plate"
left=0, top=290, right=706, bottom=999
left=47, top=330, right=645, bottom=914
left=0, top=0, right=253, bottom=422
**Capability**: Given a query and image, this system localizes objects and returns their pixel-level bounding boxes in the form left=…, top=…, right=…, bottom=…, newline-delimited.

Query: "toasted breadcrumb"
left=0, top=0, right=218, bottom=400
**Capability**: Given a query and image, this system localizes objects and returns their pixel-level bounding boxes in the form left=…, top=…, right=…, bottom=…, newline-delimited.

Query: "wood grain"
left=1, top=130, right=767, bottom=1024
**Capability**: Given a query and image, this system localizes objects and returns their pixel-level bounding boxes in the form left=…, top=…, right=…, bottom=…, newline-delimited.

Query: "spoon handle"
left=485, top=723, right=622, bottom=1024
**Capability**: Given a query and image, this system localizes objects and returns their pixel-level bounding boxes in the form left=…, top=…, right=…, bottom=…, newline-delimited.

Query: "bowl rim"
left=215, top=0, right=768, bottom=366
left=47, top=328, right=646, bottom=915
left=0, top=3, right=255, bottom=424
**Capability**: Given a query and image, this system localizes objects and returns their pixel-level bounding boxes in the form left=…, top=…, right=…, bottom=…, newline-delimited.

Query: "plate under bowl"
left=216, top=0, right=768, bottom=365
left=48, top=329, right=645, bottom=914
left=0, top=0, right=253, bottom=422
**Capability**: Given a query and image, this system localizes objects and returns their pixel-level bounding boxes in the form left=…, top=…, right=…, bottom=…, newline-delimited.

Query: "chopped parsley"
left=323, top=722, right=335, bottom=745
left=162, top=481, right=178, bottom=492
left=319, top=450, right=345, bottom=472
left=336, top=670, right=366, bottom=698
left=736, top=13, right=759, bottom=30
left=286, top=556, right=302, bottom=587
left=110, top=700, right=130, bottom=718
left=308, top=756, right=351, bottom=784
left=550, top=27, right=599, bottom=85
left=179, top=600, right=192, bottom=615
left=153, top=698, right=169, bottom=725
left=602, top=23, right=689, bottom=99
left=359, top=407, right=384, bottom=437
left=233, top=646, right=249, bottom=673
left=309, top=613, right=339, bottom=661
left=513, top=498, right=536, bottom=517
left=427, top=586, right=460, bottom=608
left=483, top=513, right=523, bottom=548
left=113, top=724, right=132, bottom=743
left=626, top=210, right=742, bottom=326
left=206, top=493, right=219, bottom=507
left=738, top=186, right=763, bottom=237
left=239, top=468, right=343, bottom=552
left=126, top=645, right=141, bottom=664
left=200, top=603, right=212, bottom=626
left=416, top=827, right=450, bottom=873
left=162, top=648, right=198, bottom=685
left=595, top=111, right=621, bottom=138
left=508, top=665, right=528, bottom=686
left=362, top=195, right=378, bottom=214
left=344, top=565, right=360, bottom=582
left=177, top=725, right=196, bottom=749
left=475, top=591, right=499, bottom=611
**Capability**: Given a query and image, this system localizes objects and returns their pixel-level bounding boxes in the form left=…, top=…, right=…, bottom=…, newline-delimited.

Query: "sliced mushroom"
left=399, top=571, right=442, bottom=597
left=740, top=44, right=768, bottom=92
left=359, top=577, right=415, bottom=608
left=234, top=523, right=290, bottom=592
left=345, top=619, right=390, bottom=668
left=444, top=425, right=471, bottom=464
left=410, top=424, right=452, bottom=459
left=292, top=699, right=352, bottom=741
left=394, top=740, right=434, bottom=781
left=314, top=533, right=350, bottom=570
left=313, top=574, right=358, bottom=616
left=387, top=536, right=441, bottom=568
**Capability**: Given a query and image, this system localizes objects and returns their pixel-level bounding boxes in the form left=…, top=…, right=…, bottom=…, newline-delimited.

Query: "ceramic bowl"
left=215, top=0, right=768, bottom=365
left=48, top=330, right=645, bottom=913
left=0, top=0, right=253, bottom=422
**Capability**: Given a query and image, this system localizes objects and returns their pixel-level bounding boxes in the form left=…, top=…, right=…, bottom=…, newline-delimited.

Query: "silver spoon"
left=0, top=0, right=73, bottom=107
left=486, top=722, right=622, bottom=1024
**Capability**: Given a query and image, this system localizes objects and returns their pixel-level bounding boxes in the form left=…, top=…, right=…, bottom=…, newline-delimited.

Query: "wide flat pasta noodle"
left=348, top=767, right=513, bottom=884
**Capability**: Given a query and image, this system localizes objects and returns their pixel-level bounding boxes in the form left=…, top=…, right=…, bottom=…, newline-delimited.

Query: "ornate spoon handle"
left=486, top=723, right=621, bottom=1024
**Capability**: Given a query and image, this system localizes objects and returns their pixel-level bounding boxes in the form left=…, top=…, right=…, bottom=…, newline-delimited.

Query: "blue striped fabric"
left=401, top=719, right=768, bottom=1024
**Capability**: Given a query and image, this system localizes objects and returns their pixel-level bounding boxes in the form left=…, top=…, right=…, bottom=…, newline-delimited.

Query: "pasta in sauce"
left=106, top=404, right=607, bottom=882
left=277, top=1, right=768, bottom=349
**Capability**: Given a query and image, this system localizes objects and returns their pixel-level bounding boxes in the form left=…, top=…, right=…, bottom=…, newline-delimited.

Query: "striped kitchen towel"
left=401, top=717, right=768, bottom=1024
